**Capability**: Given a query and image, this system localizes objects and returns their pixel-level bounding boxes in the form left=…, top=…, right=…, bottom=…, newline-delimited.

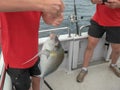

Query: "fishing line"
left=73, top=0, right=79, bottom=35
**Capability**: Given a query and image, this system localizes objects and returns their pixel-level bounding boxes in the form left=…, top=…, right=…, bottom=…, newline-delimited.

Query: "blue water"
left=39, top=0, right=95, bottom=37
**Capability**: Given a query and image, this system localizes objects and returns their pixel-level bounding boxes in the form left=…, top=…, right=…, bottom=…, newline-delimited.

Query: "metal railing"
left=39, top=27, right=71, bottom=37
left=79, top=25, right=90, bottom=36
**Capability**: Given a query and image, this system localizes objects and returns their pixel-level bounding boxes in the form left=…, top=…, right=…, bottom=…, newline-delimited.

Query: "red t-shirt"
left=0, top=11, right=42, bottom=69
left=92, top=4, right=120, bottom=26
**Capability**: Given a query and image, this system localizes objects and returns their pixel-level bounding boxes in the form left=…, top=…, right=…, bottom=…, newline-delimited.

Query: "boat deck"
left=41, top=61, right=120, bottom=90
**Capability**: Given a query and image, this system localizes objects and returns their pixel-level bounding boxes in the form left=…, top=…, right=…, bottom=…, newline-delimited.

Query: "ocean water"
left=39, top=0, right=95, bottom=37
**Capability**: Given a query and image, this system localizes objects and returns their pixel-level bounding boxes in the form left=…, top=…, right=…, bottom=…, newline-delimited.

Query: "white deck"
left=41, top=61, right=120, bottom=90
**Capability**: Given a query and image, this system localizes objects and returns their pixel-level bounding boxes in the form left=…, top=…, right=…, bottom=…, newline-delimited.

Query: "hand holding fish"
left=42, top=12, right=64, bottom=26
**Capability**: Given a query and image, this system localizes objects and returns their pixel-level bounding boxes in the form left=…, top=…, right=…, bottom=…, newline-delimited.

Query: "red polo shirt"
left=0, top=11, right=42, bottom=69
left=92, top=4, right=120, bottom=26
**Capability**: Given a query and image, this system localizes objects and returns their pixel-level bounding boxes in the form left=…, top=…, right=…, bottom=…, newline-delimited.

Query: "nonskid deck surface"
left=41, top=61, right=120, bottom=90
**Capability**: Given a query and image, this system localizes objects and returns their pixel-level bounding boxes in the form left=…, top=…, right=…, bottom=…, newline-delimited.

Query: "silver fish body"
left=40, top=33, right=64, bottom=78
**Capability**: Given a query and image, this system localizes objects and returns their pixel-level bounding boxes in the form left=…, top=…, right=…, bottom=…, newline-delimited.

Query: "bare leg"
left=76, top=35, right=100, bottom=82
left=83, top=35, right=100, bottom=67
left=30, top=76, right=40, bottom=90
left=109, top=43, right=120, bottom=77
left=110, top=43, right=120, bottom=64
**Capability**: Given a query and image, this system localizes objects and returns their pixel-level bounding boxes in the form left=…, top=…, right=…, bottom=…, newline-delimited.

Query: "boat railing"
left=39, top=27, right=71, bottom=37
left=0, top=53, right=6, bottom=90
left=79, top=25, right=90, bottom=36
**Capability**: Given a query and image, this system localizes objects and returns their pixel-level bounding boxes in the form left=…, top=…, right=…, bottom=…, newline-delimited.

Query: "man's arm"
left=0, top=0, right=64, bottom=15
left=0, top=0, right=39, bottom=12
left=91, top=0, right=103, bottom=4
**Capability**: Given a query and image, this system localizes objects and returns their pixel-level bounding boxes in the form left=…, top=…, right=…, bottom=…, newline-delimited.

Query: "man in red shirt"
left=76, top=0, right=120, bottom=82
left=0, top=0, right=64, bottom=90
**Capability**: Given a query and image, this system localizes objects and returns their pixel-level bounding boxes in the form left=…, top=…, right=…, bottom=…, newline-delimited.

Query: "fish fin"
left=41, top=49, right=50, bottom=58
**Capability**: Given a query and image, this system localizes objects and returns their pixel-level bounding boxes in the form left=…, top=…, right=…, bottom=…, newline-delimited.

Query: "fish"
left=40, top=32, right=64, bottom=77
left=22, top=32, right=64, bottom=78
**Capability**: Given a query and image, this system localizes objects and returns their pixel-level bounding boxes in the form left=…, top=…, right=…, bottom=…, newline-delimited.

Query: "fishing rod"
left=73, top=0, right=79, bottom=35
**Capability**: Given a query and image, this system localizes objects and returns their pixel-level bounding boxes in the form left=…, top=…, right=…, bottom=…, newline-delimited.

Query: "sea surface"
left=39, top=0, right=95, bottom=37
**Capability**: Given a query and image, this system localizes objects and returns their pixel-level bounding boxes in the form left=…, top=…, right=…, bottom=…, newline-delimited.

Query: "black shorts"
left=88, top=20, right=120, bottom=44
left=7, top=57, right=41, bottom=90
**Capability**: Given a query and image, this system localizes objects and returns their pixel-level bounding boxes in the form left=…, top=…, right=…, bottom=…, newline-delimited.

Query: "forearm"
left=90, top=0, right=103, bottom=4
left=0, top=0, right=43, bottom=12
left=91, top=0, right=96, bottom=4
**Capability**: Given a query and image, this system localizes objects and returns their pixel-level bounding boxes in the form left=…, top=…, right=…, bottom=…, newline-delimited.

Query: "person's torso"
left=0, top=11, right=42, bottom=69
left=92, top=4, right=120, bottom=26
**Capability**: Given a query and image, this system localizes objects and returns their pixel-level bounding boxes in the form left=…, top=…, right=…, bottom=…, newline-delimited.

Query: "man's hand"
left=42, top=12, right=64, bottom=26
left=105, top=0, right=120, bottom=8
left=38, top=0, right=65, bottom=26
